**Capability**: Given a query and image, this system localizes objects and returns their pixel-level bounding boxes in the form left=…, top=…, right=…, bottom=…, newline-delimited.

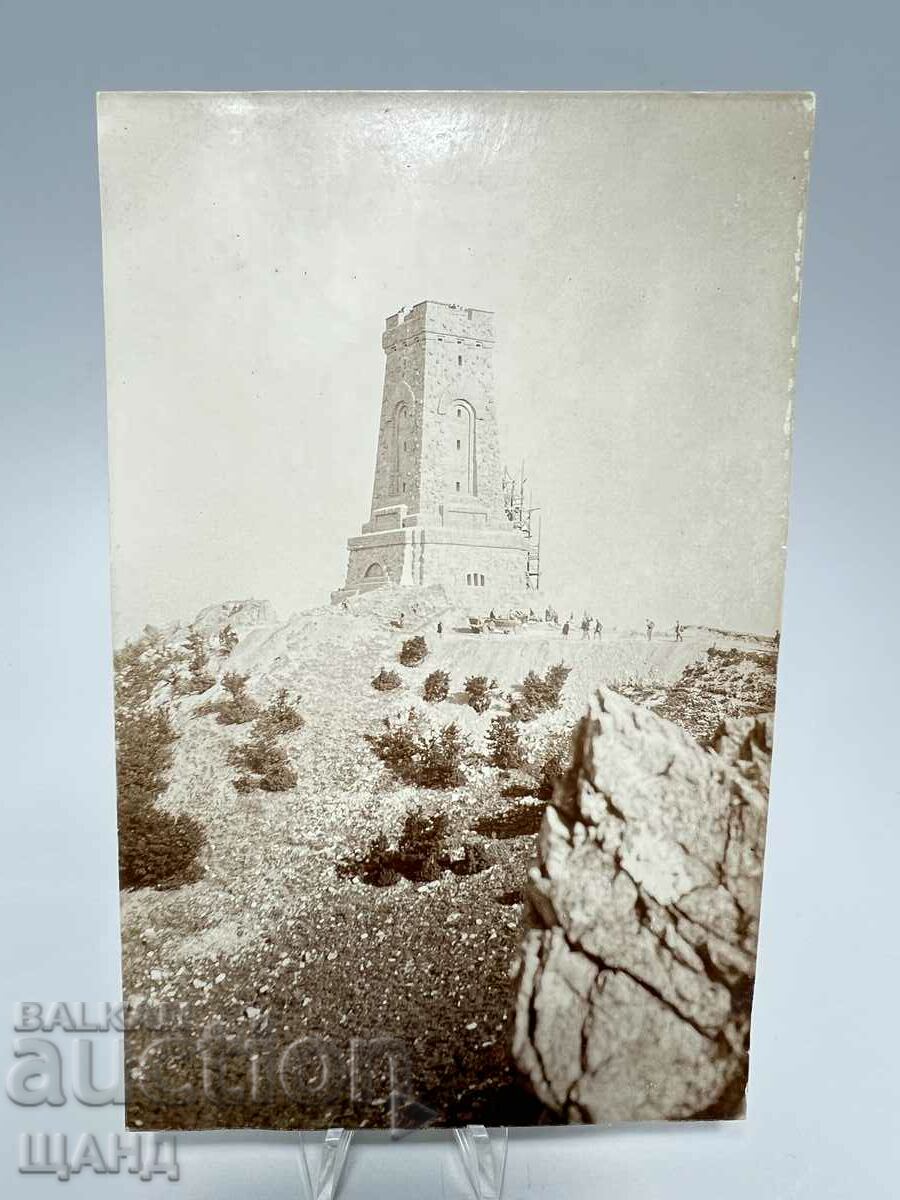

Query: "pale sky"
left=98, top=92, right=813, bottom=641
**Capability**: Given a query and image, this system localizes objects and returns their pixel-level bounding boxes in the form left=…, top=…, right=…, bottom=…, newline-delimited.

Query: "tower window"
left=458, top=355, right=463, bottom=366
left=401, top=482, right=406, bottom=492
left=456, top=439, right=461, bottom=450
left=466, top=573, right=472, bottom=585
left=457, top=407, right=462, bottom=418
left=479, top=574, right=485, bottom=586
left=456, top=481, right=461, bottom=492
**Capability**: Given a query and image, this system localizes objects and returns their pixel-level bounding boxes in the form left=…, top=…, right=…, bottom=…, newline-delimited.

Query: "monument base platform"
left=333, top=523, right=531, bottom=604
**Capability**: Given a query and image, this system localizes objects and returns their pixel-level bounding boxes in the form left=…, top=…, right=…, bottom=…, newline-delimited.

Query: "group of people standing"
left=560, top=612, right=603, bottom=640
left=557, top=615, right=688, bottom=642
left=646, top=619, right=685, bottom=642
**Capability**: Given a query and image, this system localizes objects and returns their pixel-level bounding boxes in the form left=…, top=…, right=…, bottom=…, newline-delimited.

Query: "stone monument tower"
left=333, top=301, right=530, bottom=602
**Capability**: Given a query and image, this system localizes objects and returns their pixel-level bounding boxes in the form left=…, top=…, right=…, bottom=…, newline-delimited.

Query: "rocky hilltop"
left=116, top=586, right=778, bottom=1129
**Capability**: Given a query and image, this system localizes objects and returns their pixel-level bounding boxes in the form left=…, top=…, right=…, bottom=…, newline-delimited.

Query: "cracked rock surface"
left=513, top=689, right=772, bottom=1122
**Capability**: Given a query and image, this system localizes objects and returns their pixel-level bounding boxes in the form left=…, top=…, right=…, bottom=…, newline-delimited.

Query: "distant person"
left=437, top=621, right=443, bottom=637
left=774, top=629, right=781, bottom=649
left=489, top=609, right=496, bottom=620
left=675, top=621, right=683, bottom=642
left=581, top=616, right=591, bottom=639
left=593, top=618, right=602, bottom=640
left=562, top=621, right=570, bottom=638
left=646, top=619, right=654, bottom=642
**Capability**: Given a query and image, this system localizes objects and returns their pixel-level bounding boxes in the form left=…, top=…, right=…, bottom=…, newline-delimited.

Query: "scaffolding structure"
left=502, top=463, right=542, bottom=591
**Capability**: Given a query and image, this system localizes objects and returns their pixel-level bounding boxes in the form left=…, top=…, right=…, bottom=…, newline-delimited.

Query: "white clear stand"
left=453, top=1125, right=508, bottom=1199
left=298, top=1128, right=353, bottom=1200
left=298, top=1123, right=507, bottom=1199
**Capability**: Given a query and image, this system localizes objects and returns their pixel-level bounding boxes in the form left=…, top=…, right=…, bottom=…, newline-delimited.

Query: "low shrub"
left=336, top=832, right=401, bottom=887
left=181, top=629, right=215, bottom=694
left=337, top=810, right=451, bottom=886
left=114, top=691, right=205, bottom=890
left=118, top=794, right=205, bottom=890
left=471, top=802, right=545, bottom=839
left=486, top=715, right=525, bottom=770
left=396, top=809, right=448, bottom=881
left=184, top=629, right=209, bottom=673
left=399, top=635, right=428, bottom=667
left=115, top=707, right=176, bottom=798
left=180, top=670, right=216, bottom=696
left=365, top=711, right=468, bottom=789
left=463, top=675, right=496, bottom=714
left=229, top=734, right=297, bottom=793
left=255, top=688, right=304, bottom=736
left=114, top=631, right=185, bottom=712
left=200, top=671, right=260, bottom=725
left=218, top=624, right=239, bottom=656
left=535, top=729, right=572, bottom=800
left=446, top=841, right=494, bottom=877
left=372, top=667, right=402, bottom=692
left=422, top=669, right=450, bottom=703
left=512, top=663, right=572, bottom=720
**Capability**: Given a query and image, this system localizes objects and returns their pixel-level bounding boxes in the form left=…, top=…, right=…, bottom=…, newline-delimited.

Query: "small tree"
left=114, top=632, right=185, bottom=713
left=336, top=832, right=401, bottom=887
left=486, top=715, right=525, bottom=770
left=512, top=663, right=572, bottom=720
left=365, top=712, right=468, bottom=789
left=218, top=624, right=239, bottom=656
left=256, top=688, right=304, bottom=736
left=222, top=671, right=248, bottom=697
left=396, top=809, right=448, bottom=882
left=535, top=728, right=573, bottom=799
left=337, top=812, right=456, bottom=886
left=463, top=675, right=495, bottom=714
left=211, top=671, right=259, bottom=725
left=372, top=667, right=402, bottom=692
left=118, top=797, right=205, bottom=890
left=182, top=629, right=215, bottom=694
left=399, top=636, right=428, bottom=667
left=544, top=663, right=572, bottom=703
left=229, top=734, right=297, bottom=793
left=114, top=671, right=205, bottom=889
left=422, top=669, right=450, bottom=703
left=447, top=841, right=494, bottom=877
left=184, top=629, right=208, bottom=674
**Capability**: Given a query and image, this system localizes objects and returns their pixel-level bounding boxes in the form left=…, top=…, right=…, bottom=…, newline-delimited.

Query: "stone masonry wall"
left=339, top=301, right=527, bottom=599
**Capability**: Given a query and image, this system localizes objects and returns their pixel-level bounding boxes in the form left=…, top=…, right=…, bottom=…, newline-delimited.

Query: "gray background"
left=0, top=2, right=897, bottom=1197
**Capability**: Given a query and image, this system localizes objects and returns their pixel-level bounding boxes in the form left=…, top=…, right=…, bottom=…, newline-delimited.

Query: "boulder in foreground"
left=514, top=689, right=772, bottom=1122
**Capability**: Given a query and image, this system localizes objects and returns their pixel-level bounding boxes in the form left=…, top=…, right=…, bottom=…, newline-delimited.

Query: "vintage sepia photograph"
left=98, top=90, right=813, bottom=1129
